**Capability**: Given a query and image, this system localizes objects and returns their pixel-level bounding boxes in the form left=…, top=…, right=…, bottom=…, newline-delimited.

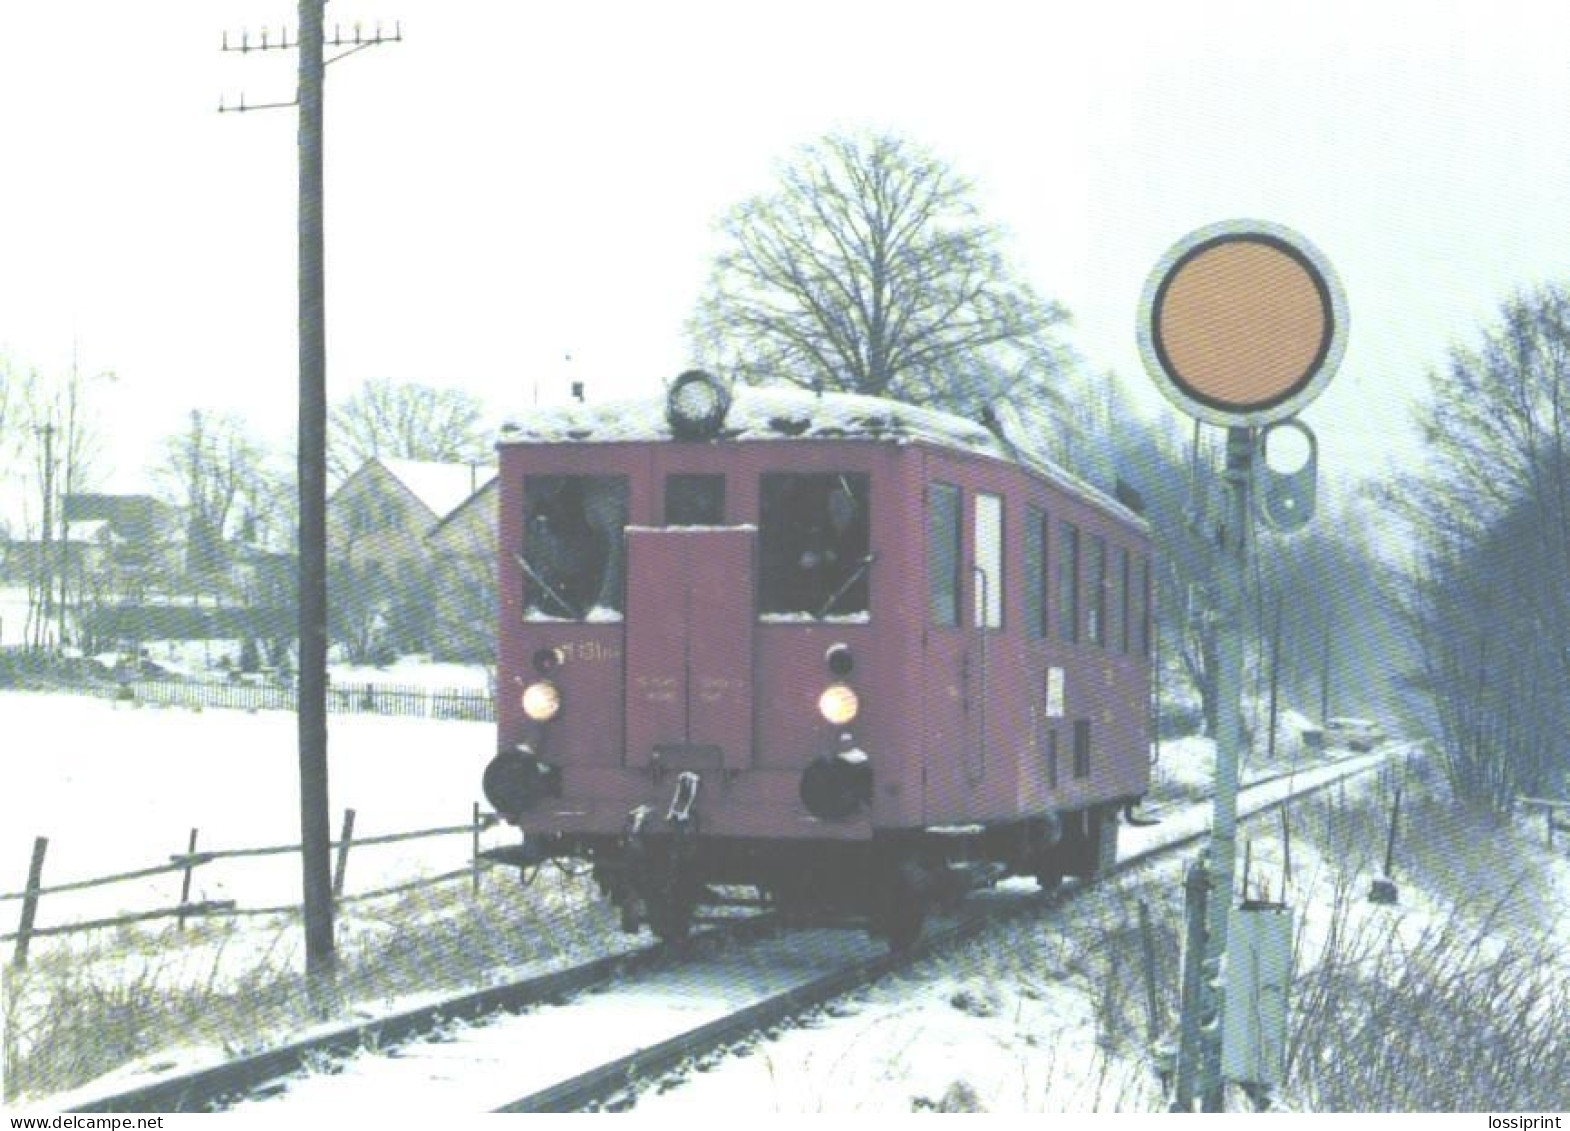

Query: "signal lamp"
left=522, top=680, right=561, bottom=722
left=667, top=369, right=732, bottom=439
left=818, top=683, right=859, bottom=726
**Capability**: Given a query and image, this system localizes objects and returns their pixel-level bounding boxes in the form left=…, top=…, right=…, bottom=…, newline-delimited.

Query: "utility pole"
left=35, top=421, right=56, bottom=652
left=1198, top=424, right=1252, bottom=1110
left=221, top=2, right=400, bottom=1004
left=297, top=0, right=334, bottom=1001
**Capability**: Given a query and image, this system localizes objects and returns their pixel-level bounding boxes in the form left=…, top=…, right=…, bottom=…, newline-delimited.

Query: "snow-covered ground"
left=6, top=687, right=1565, bottom=1112
left=0, top=690, right=496, bottom=935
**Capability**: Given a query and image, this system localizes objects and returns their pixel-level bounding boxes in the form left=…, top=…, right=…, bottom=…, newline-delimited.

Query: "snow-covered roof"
left=499, top=386, right=1145, bottom=528
left=378, top=458, right=497, bottom=521
left=61, top=518, right=116, bottom=544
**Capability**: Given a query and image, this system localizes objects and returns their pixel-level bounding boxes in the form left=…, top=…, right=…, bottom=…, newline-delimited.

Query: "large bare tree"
left=1385, top=284, right=1570, bottom=809
left=691, top=132, right=1071, bottom=417
left=329, top=379, right=489, bottom=481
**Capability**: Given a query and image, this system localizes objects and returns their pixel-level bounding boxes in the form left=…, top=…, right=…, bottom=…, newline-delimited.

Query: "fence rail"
left=6, top=804, right=504, bottom=966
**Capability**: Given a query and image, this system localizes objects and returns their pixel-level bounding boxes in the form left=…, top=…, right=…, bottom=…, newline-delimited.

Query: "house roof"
left=427, top=475, right=497, bottom=541
left=377, top=458, right=497, bottom=521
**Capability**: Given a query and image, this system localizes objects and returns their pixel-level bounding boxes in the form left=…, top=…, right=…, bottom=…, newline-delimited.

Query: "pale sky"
left=2, top=0, right=1567, bottom=501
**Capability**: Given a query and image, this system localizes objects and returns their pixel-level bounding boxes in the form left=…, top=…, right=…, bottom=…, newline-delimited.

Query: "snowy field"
left=0, top=690, right=496, bottom=934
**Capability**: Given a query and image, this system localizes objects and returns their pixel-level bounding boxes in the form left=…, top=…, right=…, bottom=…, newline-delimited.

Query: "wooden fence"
left=3, top=804, right=501, bottom=967
left=91, top=678, right=494, bottom=722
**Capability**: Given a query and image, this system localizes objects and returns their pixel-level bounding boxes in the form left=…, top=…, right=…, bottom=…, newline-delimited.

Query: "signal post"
left=1137, top=221, right=1347, bottom=1110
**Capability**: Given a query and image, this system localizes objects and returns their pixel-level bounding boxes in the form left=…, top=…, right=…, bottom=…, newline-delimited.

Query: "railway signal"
left=1138, top=220, right=1347, bottom=1109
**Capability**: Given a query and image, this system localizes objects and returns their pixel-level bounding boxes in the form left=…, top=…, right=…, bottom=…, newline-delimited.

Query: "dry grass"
left=2, top=862, right=612, bottom=1104
left=1280, top=774, right=1570, bottom=1111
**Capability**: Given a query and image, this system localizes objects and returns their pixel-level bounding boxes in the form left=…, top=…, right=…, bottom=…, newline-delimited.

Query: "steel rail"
left=55, top=749, right=1385, bottom=1114
left=497, top=749, right=1387, bottom=1112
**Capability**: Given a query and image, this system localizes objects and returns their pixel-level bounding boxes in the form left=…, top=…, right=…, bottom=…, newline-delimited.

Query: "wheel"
left=647, top=894, right=695, bottom=944
left=870, top=862, right=927, bottom=952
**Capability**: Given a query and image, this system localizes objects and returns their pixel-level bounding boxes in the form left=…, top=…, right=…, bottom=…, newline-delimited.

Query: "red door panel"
left=624, top=527, right=755, bottom=769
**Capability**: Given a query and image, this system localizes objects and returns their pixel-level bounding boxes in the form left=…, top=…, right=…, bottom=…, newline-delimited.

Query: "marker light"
left=666, top=369, right=732, bottom=439
left=522, top=680, right=561, bottom=722
left=818, top=683, right=859, bottom=726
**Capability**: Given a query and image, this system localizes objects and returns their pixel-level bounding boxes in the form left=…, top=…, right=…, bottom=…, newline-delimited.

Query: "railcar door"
left=624, top=527, right=755, bottom=770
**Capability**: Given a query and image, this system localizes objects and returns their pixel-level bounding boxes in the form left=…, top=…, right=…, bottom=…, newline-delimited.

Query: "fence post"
left=12, top=837, right=49, bottom=969
left=471, top=801, right=481, bottom=896
left=1172, top=852, right=1210, bottom=1111
left=1138, top=898, right=1162, bottom=1044
left=332, top=808, right=356, bottom=901
left=177, top=828, right=200, bottom=931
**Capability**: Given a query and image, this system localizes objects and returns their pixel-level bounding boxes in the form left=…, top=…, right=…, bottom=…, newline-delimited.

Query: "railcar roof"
left=498, top=385, right=1145, bottom=529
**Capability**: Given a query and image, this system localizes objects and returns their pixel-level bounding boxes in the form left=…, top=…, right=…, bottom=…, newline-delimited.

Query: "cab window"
left=665, top=474, right=725, bottom=525
left=759, top=473, right=871, bottom=618
left=520, top=475, right=628, bottom=619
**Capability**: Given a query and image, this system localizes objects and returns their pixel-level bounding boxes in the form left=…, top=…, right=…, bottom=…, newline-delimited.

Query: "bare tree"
left=329, top=379, right=489, bottom=481
left=158, top=410, right=269, bottom=582
left=691, top=131, right=1071, bottom=418
left=1385, top=285, right=1570, bottom=809
left=13, top=366, right=104, bottom=649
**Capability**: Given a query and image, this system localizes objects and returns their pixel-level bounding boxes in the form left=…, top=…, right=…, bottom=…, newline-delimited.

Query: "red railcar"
left=483, top=372, right=1152, bottom=945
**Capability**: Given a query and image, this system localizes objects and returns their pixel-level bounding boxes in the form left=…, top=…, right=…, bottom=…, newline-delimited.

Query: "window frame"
left=929, top=481, right=962, bottom=628
left=973, top=491, right=1004, bottom=630
left=1058, top=520, right=1080, bottom=643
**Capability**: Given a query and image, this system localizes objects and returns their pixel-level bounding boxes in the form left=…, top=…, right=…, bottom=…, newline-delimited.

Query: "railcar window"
left=665, top=474, right=725, bottom=525
left=1088, top=535, right=1107, bottom=647
left=520, top=475, right=628, bottom=620
left=1025, top=506, right=1047, bottom=638
left=1117, top=546, right=1131, bottom=655
left=974, top=492, right=1004, bottom=629
left=759, top=472, right=871, bottom=618
left=1058, top=521, right=1080, bottom=642
left=1074, top=720, right=1091, bottom=779
left=1140, top=556, right=1153, bottom=658
left=928, top=482, right=961, bottom=627
left=1046, top=728, right=1059, bottom=789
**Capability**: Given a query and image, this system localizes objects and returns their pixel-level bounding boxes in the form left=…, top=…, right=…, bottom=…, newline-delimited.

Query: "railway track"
left=54, top=748, right=1392, bottom=1114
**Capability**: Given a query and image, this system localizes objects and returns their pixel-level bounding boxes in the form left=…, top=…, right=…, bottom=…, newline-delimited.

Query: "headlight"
left=522, top=680, right=561, bottom=722
left=666, top=369, right=731, bottom=438
left=818, top=683, right=859, bottom=726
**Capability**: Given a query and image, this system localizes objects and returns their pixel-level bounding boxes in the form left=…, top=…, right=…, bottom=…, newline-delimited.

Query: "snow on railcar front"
left=483, top=371, right=1152, bottom=946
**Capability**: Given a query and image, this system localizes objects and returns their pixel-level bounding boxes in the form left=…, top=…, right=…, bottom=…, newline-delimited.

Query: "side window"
left=1140, top=556, right=1153, bottom=658
left=1117, top=546, right=1131, bottom=655
left=759, top=473, right=870, bottom=617
left=1058, top=521, right=1079, bottom=643
left=928, top=482, right=961, bottom=627
left=1074, top=720, right=1092, bottom=779
left=665, top=474, right=725, bottom=526
left=974, top=492, right=1003, bottom=629
left=1087, top=535, right=1107, bottom=647
left=1024, top=506, right=1047, bottom=638
left=521, top=475, right=628, bottom=619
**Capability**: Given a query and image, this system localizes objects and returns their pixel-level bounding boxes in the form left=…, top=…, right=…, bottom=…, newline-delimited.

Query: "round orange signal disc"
left=1140, top=222, right=1346, bottom=427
